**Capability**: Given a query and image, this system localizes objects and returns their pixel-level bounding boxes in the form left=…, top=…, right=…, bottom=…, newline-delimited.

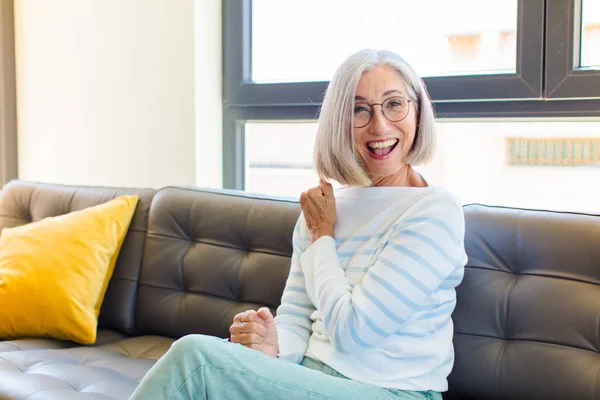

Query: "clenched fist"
left=300, top=179, right=336, bottom=242
left=229, top=307, right=279, bottom=357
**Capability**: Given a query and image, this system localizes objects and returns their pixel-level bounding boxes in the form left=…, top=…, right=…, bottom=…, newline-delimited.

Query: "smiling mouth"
left=366, top=139, right=399, bottom=157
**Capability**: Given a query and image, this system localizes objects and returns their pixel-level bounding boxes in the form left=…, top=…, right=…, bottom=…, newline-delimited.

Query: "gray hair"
left=313, top=49, right=437, bottom=187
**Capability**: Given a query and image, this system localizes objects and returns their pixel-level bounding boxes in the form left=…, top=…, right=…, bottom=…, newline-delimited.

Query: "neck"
left=370, top=165, right=427, bottom=188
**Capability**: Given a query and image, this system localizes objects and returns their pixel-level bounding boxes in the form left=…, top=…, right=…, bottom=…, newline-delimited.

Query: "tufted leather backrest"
left=3, top=181, right=599, bottom=400
left=0, top=180, right=156, bottom=335
left=135, top=187, right=301, bottom=339
left=447, top=204, right=600, bottom=400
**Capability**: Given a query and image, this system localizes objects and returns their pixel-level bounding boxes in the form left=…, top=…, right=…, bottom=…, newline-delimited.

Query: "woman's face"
left=353, top=64, right=418, bottom=179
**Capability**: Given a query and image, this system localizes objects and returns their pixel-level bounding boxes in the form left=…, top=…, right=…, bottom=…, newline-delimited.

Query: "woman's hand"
left=300, top=179, right=336, bottom=242
left=229, top=307, right=279, bottom=357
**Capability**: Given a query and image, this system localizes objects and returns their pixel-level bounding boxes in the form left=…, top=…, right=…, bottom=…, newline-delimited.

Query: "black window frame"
left=222, top=0, right=600, bottom=190
left=545, top=0, right=600, bottom=98
left=225, top=0, right=547, bottom=106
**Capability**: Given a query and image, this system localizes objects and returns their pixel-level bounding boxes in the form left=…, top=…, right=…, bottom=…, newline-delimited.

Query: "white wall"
left=14, top=0, right=202, bottom=189
left=195, top=0, right=222, bottom=189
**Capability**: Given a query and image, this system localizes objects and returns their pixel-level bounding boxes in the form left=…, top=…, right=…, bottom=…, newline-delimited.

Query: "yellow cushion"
left=0, top=195, right=139, bottom=344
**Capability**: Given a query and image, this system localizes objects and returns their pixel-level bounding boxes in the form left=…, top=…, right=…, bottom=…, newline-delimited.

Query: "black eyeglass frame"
left=353, top=97, right=413, bottom=128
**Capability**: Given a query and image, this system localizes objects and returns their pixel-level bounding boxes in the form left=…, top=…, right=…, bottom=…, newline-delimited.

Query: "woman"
left=129, top=49, right=467, bottom=400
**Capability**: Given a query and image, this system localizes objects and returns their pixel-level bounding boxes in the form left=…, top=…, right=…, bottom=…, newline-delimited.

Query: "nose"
left=368, top=104, right=392, bottom=135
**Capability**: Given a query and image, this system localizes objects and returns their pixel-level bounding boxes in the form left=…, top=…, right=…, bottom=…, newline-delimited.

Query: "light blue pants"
left=129, top=334, right=442, bottom=400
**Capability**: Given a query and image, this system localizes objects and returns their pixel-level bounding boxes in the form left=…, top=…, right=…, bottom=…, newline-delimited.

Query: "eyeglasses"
left=353, top=97, right=412, bottom=128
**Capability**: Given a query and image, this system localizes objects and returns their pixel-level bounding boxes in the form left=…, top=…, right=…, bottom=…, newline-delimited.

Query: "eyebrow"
left=355, top=90, right=403, bottom=101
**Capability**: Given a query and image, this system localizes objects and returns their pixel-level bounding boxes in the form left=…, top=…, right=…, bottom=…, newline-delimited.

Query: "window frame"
left=545, top=0, right=600, bottom=98
left=224, top=0, right=546, bottom=106
left=222, top=0, right=600, bottom=190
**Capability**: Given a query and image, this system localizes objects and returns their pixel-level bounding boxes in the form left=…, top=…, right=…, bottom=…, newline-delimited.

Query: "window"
left=224, top=0, right=546, bottom=109
left=252, top=0, right=517, bottom=82
left=545, top=0, right=600, bottom=98
left=245, top=120, right=600, bottom=213
left=581, top=0, right=600, bottom=68
left=245, top=122, right=319, bottom=197
left=223, top=0, right=600, bottom=213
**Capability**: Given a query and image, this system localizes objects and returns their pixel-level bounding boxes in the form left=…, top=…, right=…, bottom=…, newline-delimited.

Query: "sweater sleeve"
left=299, top=191, right=467, bottom=353
left=274, top=216, right=316, bottom=363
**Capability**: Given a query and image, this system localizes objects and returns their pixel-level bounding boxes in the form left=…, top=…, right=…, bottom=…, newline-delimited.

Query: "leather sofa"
left=0, top=180, right=598, bottom=400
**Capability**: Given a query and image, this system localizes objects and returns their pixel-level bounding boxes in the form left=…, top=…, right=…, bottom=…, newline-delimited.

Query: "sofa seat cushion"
left=0, top=335, right=174, bottom=400
left=0, top=330, right=126, bottom=353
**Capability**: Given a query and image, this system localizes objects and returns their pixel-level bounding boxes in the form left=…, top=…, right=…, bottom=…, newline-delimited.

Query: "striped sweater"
left=274, top=185, right=468, bottom=391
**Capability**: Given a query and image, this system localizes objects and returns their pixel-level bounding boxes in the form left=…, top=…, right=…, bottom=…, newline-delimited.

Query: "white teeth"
left=368, top=139, right=398, bottom=149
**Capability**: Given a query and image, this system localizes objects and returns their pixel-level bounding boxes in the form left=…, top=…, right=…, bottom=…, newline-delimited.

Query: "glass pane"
left=251, top=0, right=517, bottom=83
left=244, top=122, right=324, bottom=198
left=581, top=0, right=600, bottom=68
left=245, top=120, right=600, bottom=213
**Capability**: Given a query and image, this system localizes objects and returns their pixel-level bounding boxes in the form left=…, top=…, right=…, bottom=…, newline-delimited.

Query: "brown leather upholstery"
left=135, top=187, right=300, bottom=339
left=447, top=204, right=600, bottom=400
left=0, top=182, right=301, bottom=400
left=0, top=181, right=598, bottom=400
left=0, top=330, right=126, bottom=353
left=0, top=336, right=173, bottom=400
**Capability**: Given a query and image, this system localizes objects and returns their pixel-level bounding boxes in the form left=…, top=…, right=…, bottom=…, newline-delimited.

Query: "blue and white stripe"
left=274, top=187, right=468, bottom=391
